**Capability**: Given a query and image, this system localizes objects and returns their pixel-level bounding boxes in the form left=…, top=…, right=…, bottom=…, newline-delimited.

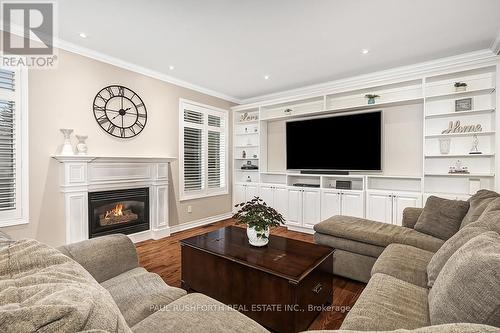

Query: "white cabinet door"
left=393, top=192, right=422, bottom=226
left=274, top=186, right=288, bottom=220
left=341, top=191, right=365, bottom=218
left=259, top=185, right=275, bottom=207
left=245, top=184, right=259, bottom=201
left=366, top=191, right=393, bottom=224
left=320, top=189, right=341, bottom=220
left=287, top=188, right=302, bottom=226
left=234, top=184, right=246, bottom=209
left=302, top=189, right=321, bottom=228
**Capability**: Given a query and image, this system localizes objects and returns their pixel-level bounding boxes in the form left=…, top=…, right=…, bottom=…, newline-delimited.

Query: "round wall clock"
left=92, top=85, right=147, bottom=138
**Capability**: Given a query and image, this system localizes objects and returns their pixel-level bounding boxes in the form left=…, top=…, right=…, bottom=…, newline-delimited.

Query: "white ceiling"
left=55, top=0, right=500, bottom=102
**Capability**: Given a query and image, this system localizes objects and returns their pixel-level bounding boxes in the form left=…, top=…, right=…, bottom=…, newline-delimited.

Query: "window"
left=180, top=99, right=228, bottom=200
left=0, top=67, right=28, bottom=227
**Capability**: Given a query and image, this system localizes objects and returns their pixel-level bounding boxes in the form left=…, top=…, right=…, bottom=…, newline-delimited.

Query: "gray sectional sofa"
left=0, top=234, right=268, bottom=333
left=313, top=189, right=500, bottom=332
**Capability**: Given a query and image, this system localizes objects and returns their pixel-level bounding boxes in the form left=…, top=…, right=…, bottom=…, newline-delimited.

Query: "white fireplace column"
left=53, top=155, right=176, bottom=244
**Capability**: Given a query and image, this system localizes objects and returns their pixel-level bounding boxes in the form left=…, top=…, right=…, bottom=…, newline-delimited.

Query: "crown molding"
left=237, top=49, right=499, bottom=108
left=491, top=31, right=500, bottom=55
left=54, top=39, right=242, bottom=104
left=1, top=23, right=241, bottom=104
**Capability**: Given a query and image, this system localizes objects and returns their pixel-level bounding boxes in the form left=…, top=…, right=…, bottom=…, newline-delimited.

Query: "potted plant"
left=454, top=82, right=467, bottom=92
left=233, top=197, right=285, bottom=247
left=365, top=94, right=380, bottom=105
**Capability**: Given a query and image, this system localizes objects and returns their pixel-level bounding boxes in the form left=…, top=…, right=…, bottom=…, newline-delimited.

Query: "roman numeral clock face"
left=93, top=85, right=147, bottom=138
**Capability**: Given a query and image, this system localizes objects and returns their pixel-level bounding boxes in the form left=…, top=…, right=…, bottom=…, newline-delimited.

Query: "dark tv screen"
left=286, top=111, right=382, bottom=171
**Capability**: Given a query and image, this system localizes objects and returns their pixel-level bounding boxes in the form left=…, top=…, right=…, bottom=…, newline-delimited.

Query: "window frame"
left=179, top=98, right=228, bottom=201
left=0, top=67, right=29, bottom=227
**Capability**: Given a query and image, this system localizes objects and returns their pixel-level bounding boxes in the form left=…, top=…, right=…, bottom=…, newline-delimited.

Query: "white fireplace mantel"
left=53, top=155, right=176, bottom=244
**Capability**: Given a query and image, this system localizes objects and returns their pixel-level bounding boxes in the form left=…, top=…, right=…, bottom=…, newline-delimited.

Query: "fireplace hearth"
left=88, top=188, right=149, bottom=238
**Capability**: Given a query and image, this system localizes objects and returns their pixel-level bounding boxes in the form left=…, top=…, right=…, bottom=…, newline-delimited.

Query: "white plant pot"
left=246, top=225, right=270, bottom=247
left=455, top=86, right=467, bottom=92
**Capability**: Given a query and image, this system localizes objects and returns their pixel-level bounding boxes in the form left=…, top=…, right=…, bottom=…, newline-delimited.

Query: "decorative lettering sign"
left=441, top=120, right=482, bottom=134
left=240, top=112, right=258, bottom=122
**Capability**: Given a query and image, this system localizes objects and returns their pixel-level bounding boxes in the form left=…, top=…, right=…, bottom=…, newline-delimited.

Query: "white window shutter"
left=180, top=101, right=228, bottom=200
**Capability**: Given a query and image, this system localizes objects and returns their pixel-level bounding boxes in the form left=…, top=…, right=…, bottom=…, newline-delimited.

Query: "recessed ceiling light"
left=169, top=65, right=175, bottom=70
left=79, top=32, right=87, bottom=38
left=361, top=49, right=369, bottom=54
left=264, top=75, right=270, bottom=80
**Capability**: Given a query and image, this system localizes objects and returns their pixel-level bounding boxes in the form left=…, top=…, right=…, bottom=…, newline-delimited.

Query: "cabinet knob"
left=284, top=108, right=292, bottom=114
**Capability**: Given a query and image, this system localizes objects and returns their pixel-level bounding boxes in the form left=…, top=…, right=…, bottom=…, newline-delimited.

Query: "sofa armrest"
left=402, top=207, right=423, bottom=229
left=57, top=234, right=139, bottom=283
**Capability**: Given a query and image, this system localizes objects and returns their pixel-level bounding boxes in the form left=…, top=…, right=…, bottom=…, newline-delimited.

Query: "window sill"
left=0, top=216, right=29, bottom=228
left=180, top=190, right=229, bottom=202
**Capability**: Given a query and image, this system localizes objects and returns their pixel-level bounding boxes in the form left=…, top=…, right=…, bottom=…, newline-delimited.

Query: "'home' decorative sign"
left=441, top=120, right=482, bottom=134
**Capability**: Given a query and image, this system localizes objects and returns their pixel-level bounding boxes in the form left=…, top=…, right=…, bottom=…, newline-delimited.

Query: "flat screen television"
left=286, top=111, right=382, bottom=171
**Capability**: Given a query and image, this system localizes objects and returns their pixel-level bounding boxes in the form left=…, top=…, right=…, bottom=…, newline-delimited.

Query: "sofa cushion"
left=314, top=216, right=444, bottom=252
left=314, top=232, right=385, bottom=257
left=428, top=232, right=500, bottom=327
left=372, top=244, right=434, bottom=288
left=101, top=267, right=187, bottom=326
left=427, top=210, right=500, bottom=287
left=340, top=273, right=430, bottom=331
left=0, top=239, right=131, bottom=333
left=131, top=293, right=268, bottom=333
left=318, top=323, right=500, bottom=333
left=414, top=196, right=469, bottom=240
left=461, top=190, right=500, bottom=228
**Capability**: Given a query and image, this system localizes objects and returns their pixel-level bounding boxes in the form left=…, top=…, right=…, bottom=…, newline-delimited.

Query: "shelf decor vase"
left=75, top=135, right=88, bottom=155
left=58, top=128, right=74, bottom=156
left=246, top=225, right=270, bottom=247
left=455, top=86, right=466, bottom=92
left=439, top=138, right=451, bottom=155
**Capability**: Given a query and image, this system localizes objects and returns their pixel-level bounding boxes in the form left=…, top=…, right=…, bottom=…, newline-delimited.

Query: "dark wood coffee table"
left=180, top=226, right=334, bottom=333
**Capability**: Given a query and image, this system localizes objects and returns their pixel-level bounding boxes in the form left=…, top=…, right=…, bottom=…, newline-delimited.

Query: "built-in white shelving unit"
left=232, top=57, right=500, bottom=234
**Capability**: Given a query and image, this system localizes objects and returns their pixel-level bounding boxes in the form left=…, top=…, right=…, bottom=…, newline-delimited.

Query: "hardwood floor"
left=135, top=219, right=365, bottom=331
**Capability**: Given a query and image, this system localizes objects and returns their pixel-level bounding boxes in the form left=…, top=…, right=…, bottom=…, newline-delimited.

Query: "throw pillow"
left=414, top=196, right=469, bottom=240
left=0, top=239, right=132, bottom=333
left=428, top=232, right=500, bottom=327
left=461, top=189, right=500, bottom=228
left=427, top=207, right=500, bottom=287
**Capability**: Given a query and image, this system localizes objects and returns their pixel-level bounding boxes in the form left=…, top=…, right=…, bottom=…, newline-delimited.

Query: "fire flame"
left=105, top=204, right=124, bottom=219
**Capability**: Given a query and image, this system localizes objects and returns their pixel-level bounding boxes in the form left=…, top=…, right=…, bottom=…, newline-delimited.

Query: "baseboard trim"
left=170, top=212, right=233, bottom=234
left=286, top=225, right=315, bottom=235
left=127, top=230, right=155, bottom=243
left=151, top=227, right=171, bottom=240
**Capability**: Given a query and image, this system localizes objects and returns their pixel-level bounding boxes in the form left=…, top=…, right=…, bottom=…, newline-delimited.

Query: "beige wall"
left=266, top=103, right=423, bottom=175
left=2, top=49, right=234, bottom=246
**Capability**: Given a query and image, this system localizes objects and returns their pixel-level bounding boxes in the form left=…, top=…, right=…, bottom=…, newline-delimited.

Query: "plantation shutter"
left=0, top=70, right=16, bottom=212
left=183, top=109, right=204, bottom=192
left=207, top=114, right=225, bottom=189
left=0, top=68, right=25, bottom=226
left=181, top=101, right=228, bottom=200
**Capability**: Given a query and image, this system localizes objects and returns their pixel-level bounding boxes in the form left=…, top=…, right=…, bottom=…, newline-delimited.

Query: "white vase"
left=58, top=128, right=74, bottom=156
left=246, top=225, right=270, bottom=247
left=75, top=135, right=88, bottom=155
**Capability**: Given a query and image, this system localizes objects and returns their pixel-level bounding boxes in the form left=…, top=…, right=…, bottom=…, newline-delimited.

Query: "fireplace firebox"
left=88, top=188, right=149, bottom=238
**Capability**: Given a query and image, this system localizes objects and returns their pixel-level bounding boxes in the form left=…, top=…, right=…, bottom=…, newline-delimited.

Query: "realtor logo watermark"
left=1, top=1, right=57, bottom=68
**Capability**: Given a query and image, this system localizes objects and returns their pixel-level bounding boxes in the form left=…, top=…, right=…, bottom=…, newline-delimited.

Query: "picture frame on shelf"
left=455, top=97, right=473, bottom=112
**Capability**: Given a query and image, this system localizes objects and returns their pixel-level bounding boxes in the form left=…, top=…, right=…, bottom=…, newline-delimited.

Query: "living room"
left=1, top=1, right=500, bottom=332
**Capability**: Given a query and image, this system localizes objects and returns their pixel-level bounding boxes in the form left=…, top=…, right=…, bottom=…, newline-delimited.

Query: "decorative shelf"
left=234, top=145, right=259, bottom=148
left=235, top=120, right=259, bottom=125
left=425, top=131, right=495, bottom=139
left=235, top=169, right=259, bottom=173
left=234, top=158, right=259, bottom=160
left=425, top=173, right=495, bottom=177
left=235, top=132, right=260, bottom=136
left=425, top=108, right=495, bottom=119
left=325, top=97, right=423, bottom=114
left=425, top=87, right=495, bottom=100
left=425, top=154, right=494, bottom=158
